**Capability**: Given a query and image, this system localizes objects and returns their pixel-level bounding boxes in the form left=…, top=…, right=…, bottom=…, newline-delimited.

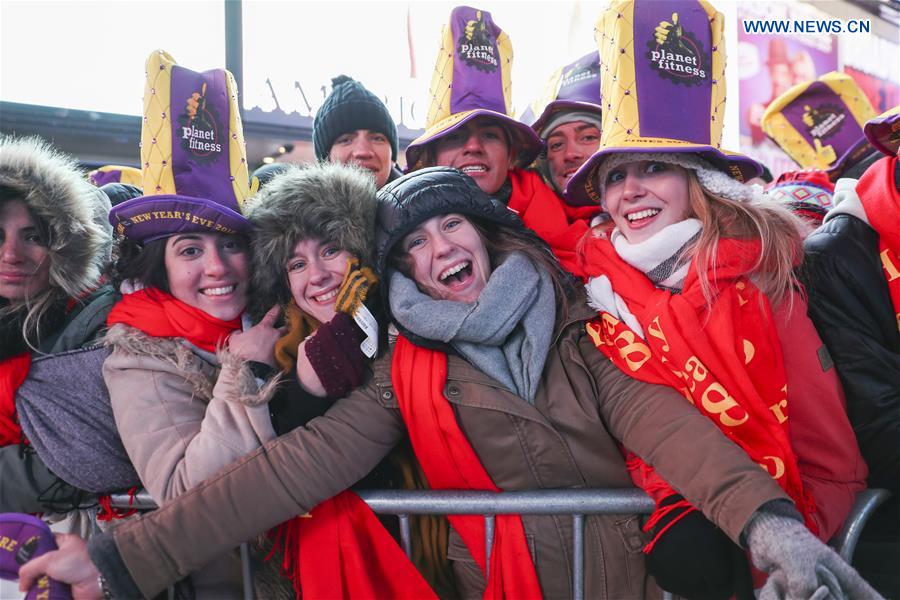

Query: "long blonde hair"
left=685, top=172, right=803, bottom=309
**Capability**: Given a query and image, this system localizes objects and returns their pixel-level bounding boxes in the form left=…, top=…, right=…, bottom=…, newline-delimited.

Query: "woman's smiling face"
left=286, top=238, right=353, bottom=323
left=602, top=160, right=691, bottom=243
left=401, top=213, right=491, bottom=304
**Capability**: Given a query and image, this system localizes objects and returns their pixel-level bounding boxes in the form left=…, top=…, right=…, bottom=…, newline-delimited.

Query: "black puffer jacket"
left=802, top=213, right=900, bottom=492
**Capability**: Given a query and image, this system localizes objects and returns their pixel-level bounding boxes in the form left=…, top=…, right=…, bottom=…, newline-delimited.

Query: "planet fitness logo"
left=559, top=60, right=598, bottom=91
left=457, top=10, right=498, bottom=73
left=646, top=12, right=708, bottom=86
left=178, top=82, right=224, bottom=164
left=802, top=104, right=847, bottom=141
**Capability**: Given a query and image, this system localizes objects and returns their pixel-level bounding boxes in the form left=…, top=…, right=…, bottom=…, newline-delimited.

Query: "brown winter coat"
left=107, top=301, right=789, bottom=599
left=103, top=323, right=280, bottom=598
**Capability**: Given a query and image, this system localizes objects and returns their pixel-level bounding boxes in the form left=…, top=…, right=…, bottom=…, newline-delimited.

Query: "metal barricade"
left=111, top=488, right=655, bottom=600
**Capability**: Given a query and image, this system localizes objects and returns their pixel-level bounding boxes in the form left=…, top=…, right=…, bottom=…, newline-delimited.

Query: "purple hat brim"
left=109, top=194, right=253, bottom=243
left=530, top=101, right=602, bottom=136
left=864, top=112, right=900, bottom=157
left=405, top=109, right=544, bottom=170
left=826, top=137, right=877, bottom=175
left=564, top=145, right=763, bottom=207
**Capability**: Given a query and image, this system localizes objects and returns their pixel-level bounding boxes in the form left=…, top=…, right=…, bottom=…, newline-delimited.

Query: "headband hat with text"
left=405, top=6, right=543, bottom=170
left=565, top=0, right=762, bottom=206
left=109, top=50, right=254, bottom=242
left=761, top=71, right=877, bottom=174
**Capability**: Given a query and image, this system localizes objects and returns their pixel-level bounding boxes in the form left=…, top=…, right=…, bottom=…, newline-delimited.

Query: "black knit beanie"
left=313, top=75, right=399, bottom=162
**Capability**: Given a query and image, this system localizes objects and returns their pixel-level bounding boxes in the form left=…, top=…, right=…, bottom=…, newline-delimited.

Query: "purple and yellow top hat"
left=864, top=105, right=900, bottom=157
left=526, top=51, right=603, bottom=137
left=761, top=71, right=877, bottom=174
left=405, top=6, right=543, bottom=171
left=89, top=165, right=143, bottom=188
left=566, top=0, right=762, bottom=206
left=110, top=50, right=255, bottom=243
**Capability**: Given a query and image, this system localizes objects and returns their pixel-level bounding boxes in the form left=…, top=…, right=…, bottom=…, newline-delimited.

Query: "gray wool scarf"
left=389, top=252, right=556, bottom=403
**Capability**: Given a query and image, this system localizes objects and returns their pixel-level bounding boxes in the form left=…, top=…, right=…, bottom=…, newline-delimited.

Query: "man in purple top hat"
left=405, top=6, right=592, bottom=276
left=528, top=52, right=604, bottom=197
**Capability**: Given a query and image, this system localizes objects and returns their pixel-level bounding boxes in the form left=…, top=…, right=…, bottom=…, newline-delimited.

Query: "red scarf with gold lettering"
left=106, top=288, right=240, bottom=352
left=508, top=169, right=591, bottom=279
left=579, top=236, right=818, bottom=544
left=857, top=156, right=900, bottom=334
left=392, top=335, right=543, bottom=599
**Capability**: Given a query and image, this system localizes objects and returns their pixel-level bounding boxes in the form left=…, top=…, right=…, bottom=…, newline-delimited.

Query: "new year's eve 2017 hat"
left=565, top=0, right=762, bottom=207
left=525, top=51, right=603, bottom=137
left=864, top=105, right=900, bottom=157
left=109, top=50, right=254, bottom=242
left=761, top=71, right=877, bottom=175
left=89, top=165, right=143, bottom=188
left=404, top=6, right=543, bottom=170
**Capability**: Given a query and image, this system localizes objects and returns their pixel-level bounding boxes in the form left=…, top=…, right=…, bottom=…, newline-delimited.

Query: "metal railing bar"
left=572, top=513, right=584, bottom=600
left=110, top=488, right=656, bottom=515
left=398, top=514, right=413, bottom=558
left=239, top=542, right=253, bottom=600
left=484, top=514, right=495, bottom=580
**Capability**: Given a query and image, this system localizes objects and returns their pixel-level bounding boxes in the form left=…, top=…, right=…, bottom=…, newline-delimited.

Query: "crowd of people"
left=1, top=1, right=898, bottom=599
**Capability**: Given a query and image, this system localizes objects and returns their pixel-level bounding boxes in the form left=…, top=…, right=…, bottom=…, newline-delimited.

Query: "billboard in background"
left=737, top=3, right=838, bottom=178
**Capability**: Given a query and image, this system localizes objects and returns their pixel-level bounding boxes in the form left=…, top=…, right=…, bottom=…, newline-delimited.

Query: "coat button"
left=382, top=390, right=393, bottom=400
left=447, top=385, right=460, bottom=396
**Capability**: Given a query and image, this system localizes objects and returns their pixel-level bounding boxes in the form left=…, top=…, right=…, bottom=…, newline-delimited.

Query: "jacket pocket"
left=613, top=515, right=647, bottom=554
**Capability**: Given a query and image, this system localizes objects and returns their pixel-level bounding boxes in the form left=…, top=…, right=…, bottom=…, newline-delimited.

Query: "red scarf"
left=106, top=288, right=240, bottom=352
left=579, top=236, right=818, bottom=542
left=0, top=353, right=31, bottom=446
left=269, top=490, right=436, bottom=599
left=392, top=336, right=543, bottom=599
left=857, top=156, right=900, bottom=334
left=508, top=169, right=591, bottom=279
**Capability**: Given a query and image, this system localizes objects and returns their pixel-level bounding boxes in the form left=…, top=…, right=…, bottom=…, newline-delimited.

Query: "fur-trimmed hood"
left=243, top=162, right=377, bottom=310
left=0, top=135, right=112, bottom=298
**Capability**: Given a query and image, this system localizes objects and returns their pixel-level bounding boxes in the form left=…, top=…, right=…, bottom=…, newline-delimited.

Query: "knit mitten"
left=746, top=510, right=883, bottom=600
left=0, top=513, right=72, bottom=600
left=303, top=313, right=367, bottom=398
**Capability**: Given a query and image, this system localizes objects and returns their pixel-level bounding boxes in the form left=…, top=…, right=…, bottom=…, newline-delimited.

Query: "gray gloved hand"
left=746, top=511, right=884, bottom=600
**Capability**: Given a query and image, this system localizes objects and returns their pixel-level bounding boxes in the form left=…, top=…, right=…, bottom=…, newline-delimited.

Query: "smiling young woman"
left=1, top=135, right=116, bottom=518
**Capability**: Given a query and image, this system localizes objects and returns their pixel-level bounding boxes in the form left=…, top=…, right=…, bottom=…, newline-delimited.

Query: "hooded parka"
left=0, top=135, right=116, bottom=516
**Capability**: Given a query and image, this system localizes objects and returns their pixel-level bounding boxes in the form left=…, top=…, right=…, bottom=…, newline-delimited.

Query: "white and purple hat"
left=864, top=106, right=900, bottom=157
left=109, top=50, right=255, bottom=243
left=566, top=0, right=762, bottom=206
left=405, top=6, right=543, bottom=170
left=526, top=51, right=603, bottom=138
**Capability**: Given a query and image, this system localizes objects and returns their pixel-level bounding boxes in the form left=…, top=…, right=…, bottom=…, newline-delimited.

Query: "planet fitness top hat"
left=109, top=50, right=255, bottom=243
left=525, top=51, right=603, bottom=137
left=566, top=0, right=762, bottom=206
left=864, top=105, right=900, bottom=157
left=404, top=6, right=543, bottom=171
left=761, top=71, right=877, bottom=174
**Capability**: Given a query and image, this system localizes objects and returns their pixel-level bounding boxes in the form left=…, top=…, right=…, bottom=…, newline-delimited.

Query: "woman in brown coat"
left=18, top=168, right=874, bottom=600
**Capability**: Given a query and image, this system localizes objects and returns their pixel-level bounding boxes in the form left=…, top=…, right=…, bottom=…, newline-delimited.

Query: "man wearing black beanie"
left=313, top=75, right=402, bottom=189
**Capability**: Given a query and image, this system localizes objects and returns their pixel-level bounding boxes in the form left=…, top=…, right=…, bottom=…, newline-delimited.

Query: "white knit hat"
left=594, top=152, right=756, bottom=206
